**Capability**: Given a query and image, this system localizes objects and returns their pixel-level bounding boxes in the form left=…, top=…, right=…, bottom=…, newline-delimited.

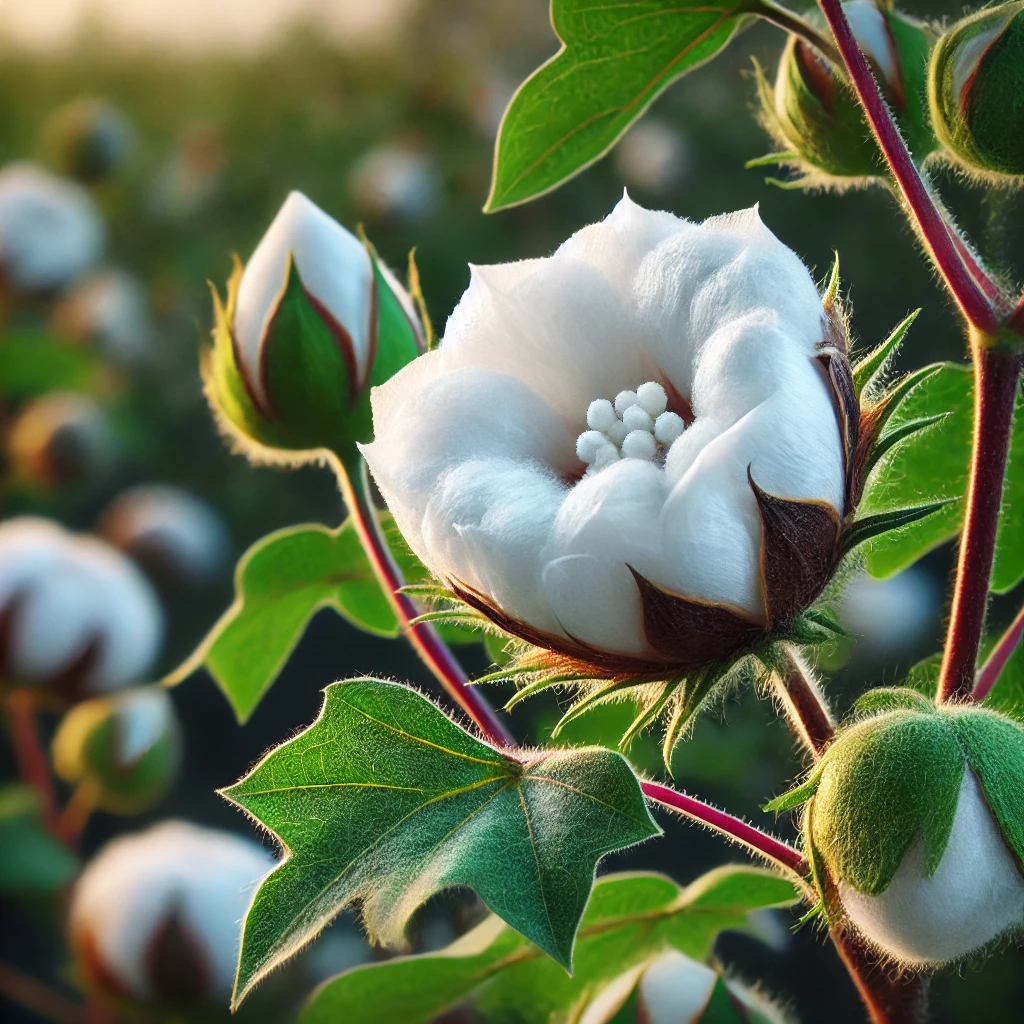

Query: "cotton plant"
left=4, top=1, right=1019, bottom=1023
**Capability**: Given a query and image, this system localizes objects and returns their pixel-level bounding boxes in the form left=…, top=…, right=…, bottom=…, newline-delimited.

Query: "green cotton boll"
left=759, top=4, right=936, bottom=186
left=52, top=687, right=181, bottom=815
left=805, top=698, right=1024, bottom=967
left=204, top=191, right=423, bottom=466
left=928, top=2, right=1024, bottom=179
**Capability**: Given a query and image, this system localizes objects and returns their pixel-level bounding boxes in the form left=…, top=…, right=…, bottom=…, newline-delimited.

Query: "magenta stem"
left=640, top=780, right=808, bottom=877
left=937, top=346, right=1023, bottom=703
left=816, top=0, right=1000, bottom=333
left=974, top=601, right=1024, bottom=703
left=334, top=456, right=515, bottom=747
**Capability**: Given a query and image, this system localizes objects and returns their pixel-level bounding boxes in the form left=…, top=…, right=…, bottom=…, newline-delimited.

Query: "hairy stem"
left=0, top=962, right=84, bottom=1024
left=333, top=454, right=515, bottom=747
left=4, top=691, right=61, bottom=839
left=937, top=345, right=1023, bottom=703
left=757, top=0, right=842, bottom=65
left=773, top=646, right=835, bottom=757
left=815, top=0, right=1000, bottom=332
left=639, top=781, right=807, bottom=877
left=973, top=599, right=1024, bottom=703
left=832, top=929, right=929, bottom=1024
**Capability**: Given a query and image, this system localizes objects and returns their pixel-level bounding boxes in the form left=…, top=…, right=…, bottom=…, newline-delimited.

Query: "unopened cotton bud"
left=205, top=190, right=422, bottom=462
left=587, top=398, right=617, bottom=432
left=0, top=517, right=164, bottom=694
left=0, top=163, right=103, bottom=293
left=805, top=697, right=1024, bottom=965
left=52, top=686, right=181, bottom=814
left=622, top=429, right=656, bottom=460
left=98, top=484, right=230, bottom=587
left=928, top=2, right=1024, bottom=178
left=654, top=410, right=685, bottom=446
left=69, top=821, right=274, bottom=1002
left=622, top=404, right=654, bottom=433
left=761, top=3, right=935, bottom=184
left=41, top=97, right=134, bottom=184
left=6, top=392, right=117, bottom=488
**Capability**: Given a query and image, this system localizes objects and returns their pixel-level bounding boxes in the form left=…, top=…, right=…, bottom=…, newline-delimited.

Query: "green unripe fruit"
left=40, top=98, right=134, bottom=184
left=758, top=2, right=935, bottom=185
left=206, top=191, right=423, bottom=465
left=928, top=2, right=1024, bottom=178
left=797, top=689, right=1024, bottom=966
left=52, top=687, right=181, bottom=815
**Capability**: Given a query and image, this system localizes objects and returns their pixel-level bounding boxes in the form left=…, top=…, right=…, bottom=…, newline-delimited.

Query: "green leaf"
left=485, top=0, right=754, bottom=211
left=0, top=331, right=104, bottom=400
left=300, top=867, right=797, bottom=1024
left=168, top=515, right=477, bottom=723
left=223, top=678, right=660, bottom=1008
left=0, top=786, right=79, bottom=894
left=860, top=362, right=1024, bottom=592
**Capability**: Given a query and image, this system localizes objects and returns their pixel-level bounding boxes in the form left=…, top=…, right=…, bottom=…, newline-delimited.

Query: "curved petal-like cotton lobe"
left=0, top=163, right=103, bottom=292
left=841, top=770, right=1024, bottom=965
left=636, top=950, right=719, bottom=1022
left=365, top=196, right=846, bottom=663
left=234, top=191, right=373, bottom=406
left=0, top=517, right=164, bottom=692
left=69, top=821, right=274, bottom=1001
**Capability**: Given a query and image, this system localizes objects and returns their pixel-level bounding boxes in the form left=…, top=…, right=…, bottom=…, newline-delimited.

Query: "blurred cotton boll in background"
left=69, top=821, right=274, bottom=1003
left=98, top=484, right=231, bottom=588
left=0, top=517, right=164, bottom=695
left=148, top=124, right=227, bottom=221
left=347, top=141, right=440, bottom=222
left=39, top=97, right=136, bottom=184
left=837, top=566, right=940, bottom=661
left=6, top=391, right=118, bottom=489
left=613, top=118, right=692, bottom=196
left=0, top=162, right=103, bottom=293
left=51, top=269, right=155, bottom=368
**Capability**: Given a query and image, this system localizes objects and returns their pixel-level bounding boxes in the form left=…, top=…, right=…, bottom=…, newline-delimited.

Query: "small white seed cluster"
left=575, top=381, right=685, bottom=473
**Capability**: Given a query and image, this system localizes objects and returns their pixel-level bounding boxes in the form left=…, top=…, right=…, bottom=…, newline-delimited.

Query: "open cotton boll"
left=0, top=517, right=164, bottom=694
left=0, top=162, right=103, bottom=292
left=69, top=821, right=275, bottom=1002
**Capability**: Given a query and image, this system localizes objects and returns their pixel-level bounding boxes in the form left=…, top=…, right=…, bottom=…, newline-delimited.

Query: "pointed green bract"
left=862, top=413, right=948, bottom=477
left=859, top=362, right=1024, bottom=592
left=838, top=500, right=954, bottom=561
left=808, top=709, right=965, bottom=896
left=486, top=0, right=754, bottom=211
left=300, top=867, right=797, bottom=1024
left=167, top=515, right=477, bottom=723
left=852, top=310, right=921, bottom=396
left=224, top=679, right=660, bottom=1007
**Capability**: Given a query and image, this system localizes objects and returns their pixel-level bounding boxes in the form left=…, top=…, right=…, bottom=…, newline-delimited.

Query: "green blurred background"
left=1, top=0, right=1022, bottom=1020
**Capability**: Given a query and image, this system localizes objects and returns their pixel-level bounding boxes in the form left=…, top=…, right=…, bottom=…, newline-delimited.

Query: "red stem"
left=937, top=346, right=1023, bottom=703
left=816, top=0, right=1000, bottom=333
left=973, top=601, right=1024, bottom=703
left=334, top=456, right=515, bottom=747
left=774, top=647, right=834, bottom=757
left=832, top=930, right=929, bottom=1024
left=0, top=961, right=85, bottom=1024
left=1010, top=294, right=1024, bottom=336
left=640, top=780, right=808, bottom=877
left=4, top=691, right=62, bottom=838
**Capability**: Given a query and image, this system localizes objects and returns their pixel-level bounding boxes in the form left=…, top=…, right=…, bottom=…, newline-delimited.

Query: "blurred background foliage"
left=0, top=0, right=1022, bottom=1020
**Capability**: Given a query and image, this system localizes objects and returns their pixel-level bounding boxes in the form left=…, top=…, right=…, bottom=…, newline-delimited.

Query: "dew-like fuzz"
left=576, top=381, right=683, bottom=474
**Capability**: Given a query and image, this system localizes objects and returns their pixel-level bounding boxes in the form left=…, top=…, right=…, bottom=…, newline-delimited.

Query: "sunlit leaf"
left=223, top=678, right=660, bottom=1007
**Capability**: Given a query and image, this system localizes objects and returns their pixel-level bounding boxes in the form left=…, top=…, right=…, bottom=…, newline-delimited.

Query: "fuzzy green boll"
left=52, top=687, right=181, bottom=815
left=794, top=690, right=1024, bottom=966
left=928, top=2, right=1024, bottom=179
left=757, top=3, right=936, bottom=186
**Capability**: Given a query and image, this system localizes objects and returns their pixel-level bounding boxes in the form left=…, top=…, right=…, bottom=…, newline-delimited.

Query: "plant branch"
left=815, top=0, right=1000, bottom=333
left=0, top=962, right=84, bottom=1024
left=772, top=646, right=835, bottom=757
left=4, top=690, right=62, bottom=839
left=973, top=600, right=1024, bottom=703
left=831, top=929, right=929, bottom=1024
left=640, top=780, right=808, bottom=878
left=756, top=0, right=842, bottom=65
left=937, top=345, right=1023, bottom=703
left=332, top=454, right=515, bottom=747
